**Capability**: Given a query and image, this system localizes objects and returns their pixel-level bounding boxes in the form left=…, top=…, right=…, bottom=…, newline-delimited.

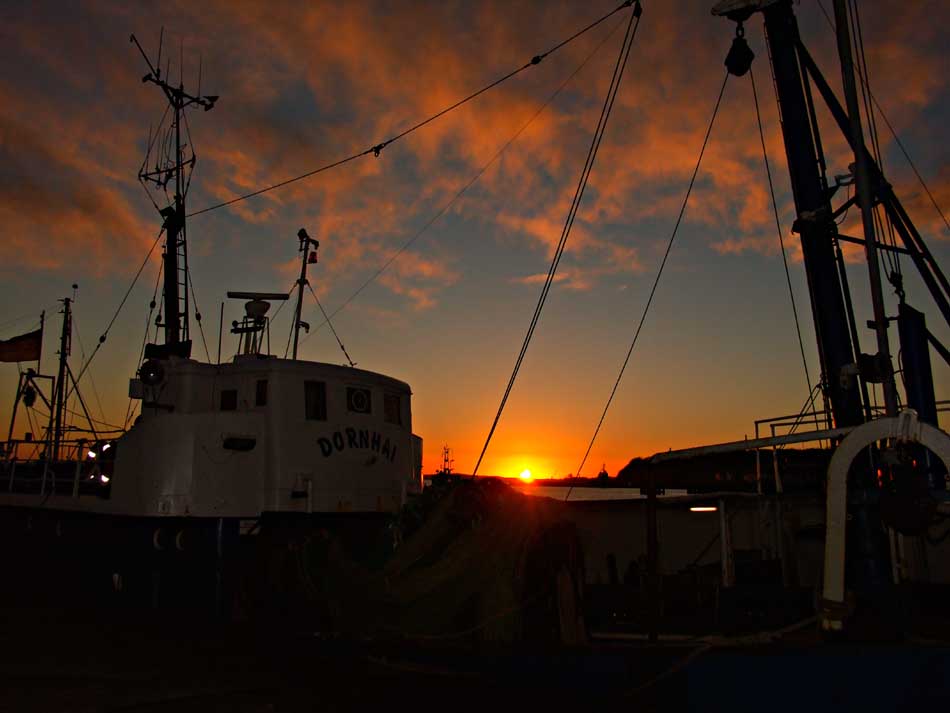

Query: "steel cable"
left=299, top=13, right=627, bottom=344
left=816, top=0, right=950, bottom=234
left=750, top=66, right=821, bottom=426
left=474, top=4, right=642, bottom=476
left=574, top=71, right=729, bottom=483
left=186, top=1, right=636, bottom=218
left=73, top=226, right=166, bottom=387
left=306, top=283, right=355, bottom=367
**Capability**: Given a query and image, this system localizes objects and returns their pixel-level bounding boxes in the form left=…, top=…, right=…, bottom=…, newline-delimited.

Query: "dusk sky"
left=1, top=0, right=947, bottom=479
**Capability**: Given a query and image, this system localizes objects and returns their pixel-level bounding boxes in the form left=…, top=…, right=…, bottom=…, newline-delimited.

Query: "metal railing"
left=752, top=400, right=950, bottom=494
left=2, top=437, right=113, bottom=497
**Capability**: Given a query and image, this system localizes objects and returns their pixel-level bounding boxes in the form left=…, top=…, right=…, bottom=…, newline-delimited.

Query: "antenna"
left=132, top=31, right=218, bottom=358
left=439, top=445, right=454, bottom=475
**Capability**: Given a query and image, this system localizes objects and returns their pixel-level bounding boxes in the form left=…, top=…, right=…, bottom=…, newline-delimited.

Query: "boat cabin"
left=119, top=354, right=422, bottom=518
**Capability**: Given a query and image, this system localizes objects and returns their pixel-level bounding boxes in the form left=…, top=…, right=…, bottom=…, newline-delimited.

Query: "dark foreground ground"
left=1, top=607, right=949, bottom=713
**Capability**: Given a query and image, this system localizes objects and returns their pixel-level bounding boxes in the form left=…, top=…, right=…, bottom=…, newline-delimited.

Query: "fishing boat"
left=1, top=0, right=949, bottom=650
left=0, top=35, right=423, bottom=612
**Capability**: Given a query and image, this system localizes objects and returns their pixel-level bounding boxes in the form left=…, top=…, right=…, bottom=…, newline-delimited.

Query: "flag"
left=0, top=328, right=42, bottom=363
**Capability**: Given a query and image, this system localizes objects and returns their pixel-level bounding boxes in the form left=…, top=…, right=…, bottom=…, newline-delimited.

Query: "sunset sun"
left=519, top=469, right=533, bottom=482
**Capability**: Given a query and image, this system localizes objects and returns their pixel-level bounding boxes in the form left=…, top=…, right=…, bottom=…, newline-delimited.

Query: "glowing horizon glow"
left=0, top=2, right=947, bottom=482
left=519, top=469, right=533, bottom=482
left=690, top=506, right=717, bottom=512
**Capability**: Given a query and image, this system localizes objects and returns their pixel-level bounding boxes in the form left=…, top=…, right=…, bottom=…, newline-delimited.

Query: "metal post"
left=835, top=242, right=874, bottom=421
left=5, top=373, right=25, bottom=451
left=37, top=310, right=44, bottom=374
left=770, top=432, right=784, bottom=493
left=291, top=228, right=317, bottom=360
left=759, top=1, right=864, bottom=430
left=754, top=422, right=762, bottom=495
left=162, top=207, right=182, bottom=346
left=832, top=0, right=898, bottom=417
left=52, top=298, right=71, bottom=462
left=217, top=301, right=224, bottom=364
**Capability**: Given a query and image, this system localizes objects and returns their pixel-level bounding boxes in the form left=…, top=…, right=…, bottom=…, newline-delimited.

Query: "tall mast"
left=714, top=0, right=865, bottom=429
left=831, top=0, right=898, bottom=417
left=132, top=32, right=217, bottom=356
left=291, top=228, right=319, bottom=360
left=50, top=297, right=71, bottom=462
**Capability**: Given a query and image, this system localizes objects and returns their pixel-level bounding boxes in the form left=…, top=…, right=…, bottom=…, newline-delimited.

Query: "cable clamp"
left=371, top=143, right=385, bottom=157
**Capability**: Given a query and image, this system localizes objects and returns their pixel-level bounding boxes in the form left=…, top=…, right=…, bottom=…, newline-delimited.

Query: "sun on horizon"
left=518, top=469, right=533, bottom=482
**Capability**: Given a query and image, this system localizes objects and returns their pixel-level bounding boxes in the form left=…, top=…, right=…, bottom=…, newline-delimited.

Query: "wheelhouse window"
left=384, top=393, right=401, bottom=425
left=304, top=381, right=327, bottom=421
left=346, top=386, right=372, bottom=415
left=220, top=389, right=237, bottom=411
left=255, top=379, right=268, bottom=407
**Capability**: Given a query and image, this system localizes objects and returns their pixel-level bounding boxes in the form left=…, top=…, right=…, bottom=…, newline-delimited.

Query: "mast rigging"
left=132, top=32, right=217, bottom=358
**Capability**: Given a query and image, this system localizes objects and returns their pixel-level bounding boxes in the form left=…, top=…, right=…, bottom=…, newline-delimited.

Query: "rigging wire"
left=187, top=269, right=212, bottom=362
left=474, top=3, right=642, bottom=477
left=874, top=102, right=950, bottom=235
left=186, top=1, right=637, bottom=219
left=573, top=71, right=729, bottom=482
left=306, top=284, right=356, bottom=367
left=848, top=0, right=900, bottom=282
left=0, top=308, right=51, bottom=335
left=63, top=406, right=126, bottom=433
left=777, top=382, right=826, bottom=447
left=299, top=12, right=627, bottom=345
left=73, top=226, right=166, bottom=386
left=124, top=259, right=164, bottom=430
left=23, top=405, right=39, bottom=459
left=281, top=277, right=306, bottom=359
left=271, top=281, right=298, bottom=322
left=750, top=66, right=819, bottom=421
left=70, top=311, right=107, bottom=425
left=815, top=0, right=950, bottom=235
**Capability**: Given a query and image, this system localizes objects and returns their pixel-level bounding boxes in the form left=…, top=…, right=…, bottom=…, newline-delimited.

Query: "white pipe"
left=822, top=410, right=950, bottom=631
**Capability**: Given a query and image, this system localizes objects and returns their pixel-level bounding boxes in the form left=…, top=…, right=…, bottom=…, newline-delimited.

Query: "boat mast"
left=291, top=228, right=319, bottom=360
left=132, top=33, right=217, bottom=358
left=831, top=0, right=898, bottom=417
left=751, top=0, right=865, bottom=429
left=50, top=297, right=72, bottom=461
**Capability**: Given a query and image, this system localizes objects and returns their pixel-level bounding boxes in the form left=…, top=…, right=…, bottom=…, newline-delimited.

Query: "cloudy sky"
left=1, top=0, right=947, bottom=478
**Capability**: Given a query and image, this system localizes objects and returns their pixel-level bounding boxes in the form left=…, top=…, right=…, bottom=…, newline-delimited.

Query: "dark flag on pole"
left=0, top=328, right=42, bottom=363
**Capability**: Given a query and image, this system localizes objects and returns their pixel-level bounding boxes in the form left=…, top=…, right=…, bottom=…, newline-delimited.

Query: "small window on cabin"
left=220, top=389, right=237, bottom=411
left=384, top=393, right=401, bottom=425
left=304, top=381, right=327, bottom=421
left=255, top=379, right=268, bottom=407
left=346, top=386, right=372, bottom=415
